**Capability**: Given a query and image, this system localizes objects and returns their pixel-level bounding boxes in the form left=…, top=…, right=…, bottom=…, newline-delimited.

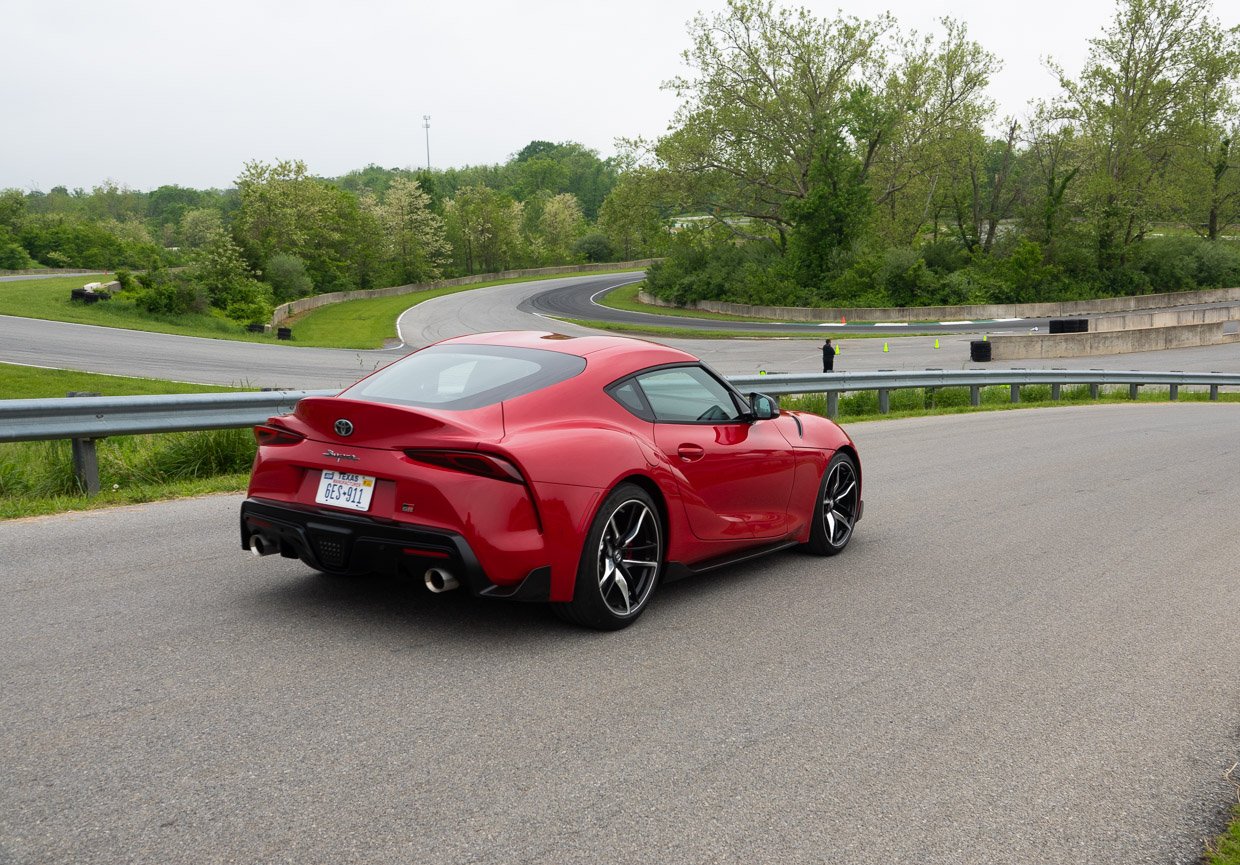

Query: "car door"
left=634, top=365, right=797, bottom=541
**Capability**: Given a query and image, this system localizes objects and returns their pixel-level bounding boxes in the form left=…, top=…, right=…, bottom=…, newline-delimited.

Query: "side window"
left=634, top=367, right=744, bottom=423
left=607, top=378, right=653, bottom=420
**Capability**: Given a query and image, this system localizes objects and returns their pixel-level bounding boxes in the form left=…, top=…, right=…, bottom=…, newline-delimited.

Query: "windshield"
left=342, top=344, right=587, bottom=410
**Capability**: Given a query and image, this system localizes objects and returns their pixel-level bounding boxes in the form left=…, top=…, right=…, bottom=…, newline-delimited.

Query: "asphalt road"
left=3, top=274, right=1240, bottom=390
left=523, top=273, right=1027, bottom=333
left=2, top=404, right=1237, bottom=864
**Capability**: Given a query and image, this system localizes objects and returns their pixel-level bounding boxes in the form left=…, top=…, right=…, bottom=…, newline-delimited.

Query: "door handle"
left=677, top=444, right=705, bottom=462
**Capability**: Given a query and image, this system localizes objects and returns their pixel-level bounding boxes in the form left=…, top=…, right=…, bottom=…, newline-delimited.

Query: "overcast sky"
left=3, top=0, right=1233, bottom=192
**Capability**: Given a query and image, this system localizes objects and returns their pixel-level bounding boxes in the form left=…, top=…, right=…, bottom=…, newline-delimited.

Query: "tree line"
left=0, top=141, right=665, bottom=324
left=641, top=0, right=1240, bottom=308
left=3, top=0, right=1238, bottom=321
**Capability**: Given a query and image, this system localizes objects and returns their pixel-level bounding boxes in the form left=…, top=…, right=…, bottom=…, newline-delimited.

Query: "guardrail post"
left=1129, top=383, right=1140, bottom=400
left=1051, top=383, right=1061, bottom=401
left=970, top=385, right=980, bottom=407
left=826, top=392, right=839, bottom=419
left=878, top=389, right=890, bottom=414
left=1210, top=384, right=1219, bottom=401
left=1090, top=383, right=1100, bottom=399
left=1168, top=384, right=1178, bottom=400
left=1010, top=384, right=1020, bottom=403
left=67, top=392, right=101, bottom=495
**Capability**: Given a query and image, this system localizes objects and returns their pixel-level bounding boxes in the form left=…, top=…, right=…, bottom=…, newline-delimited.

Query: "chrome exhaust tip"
left=424, top=567, right=460, bottom=593
left=248, top=534, right=272, bottom=557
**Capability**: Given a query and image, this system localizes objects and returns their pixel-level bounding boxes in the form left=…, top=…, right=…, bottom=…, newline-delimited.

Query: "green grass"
left=780, top=383, right=1240, bottom=423
left=0, top=364, right=254, bottom=518
left=0, top=362, right=243, bottom=399
left=597, top=282, right=976, bottom=325
left=0, top=274, right=283, bottom=341
left=0, top=431, right=255, bottom=519
left=1207, top=805, right=1240, bottom=864
left=288, top=268, right=646, bottom=348
left=0, top=269, right=648, bottom=349
left=597, top=282, right=788, bottom=323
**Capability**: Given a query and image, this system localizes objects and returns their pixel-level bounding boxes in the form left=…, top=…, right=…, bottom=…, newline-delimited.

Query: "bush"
left=114, top=268, right=136, bottom=291
left=264, top=253, right=313, bottom=301
left=573, top=232, right=614, bottom=263
left=878, top=248, right=941, bottom=306
left=0, top=230, right=33, bottom=269
left=133, top=272, right=208, bottom=316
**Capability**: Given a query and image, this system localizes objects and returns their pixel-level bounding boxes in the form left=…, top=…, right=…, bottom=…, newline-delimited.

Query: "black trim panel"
left=240, top=498, right=550, bottom=601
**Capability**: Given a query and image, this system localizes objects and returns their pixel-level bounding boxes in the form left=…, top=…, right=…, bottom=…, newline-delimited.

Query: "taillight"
left=404, top=449, right=525, bottom=483
left=253, top=424, right=305, bottom=446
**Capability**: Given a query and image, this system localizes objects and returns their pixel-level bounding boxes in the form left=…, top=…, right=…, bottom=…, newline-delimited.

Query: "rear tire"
left=554, top=484, right=663, bottom=630
left=803, top=451, right=859, bottom=556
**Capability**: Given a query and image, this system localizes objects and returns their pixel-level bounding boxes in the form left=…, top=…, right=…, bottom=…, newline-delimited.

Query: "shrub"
left=264, top=253, right=313, bottom=301
left=573, top=232, right=614, bottom=263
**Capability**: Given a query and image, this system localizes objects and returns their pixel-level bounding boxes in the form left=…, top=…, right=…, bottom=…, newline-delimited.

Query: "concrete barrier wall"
left=637, top=286, right=1240, bottom=323
left=272, top=261, right=656, bottom=326
left=990, top=321, right=1240, bottom=359
left=1089, top=306, right=1240, bottom=332
left=0, top=268, right=110, bottom=277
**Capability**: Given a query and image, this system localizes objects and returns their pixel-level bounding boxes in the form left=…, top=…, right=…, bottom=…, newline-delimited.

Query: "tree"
left=374, top=177, right=451, bottom=284
left=443, top=186, right=526, bottom=274
left=599, top=169, right=671, bottom=260
left=190, top=232, right=272, bottom=322
left=234, top=159, right=369, bottom=291
left=538, top=193, right=586, bottom=263
left=656, top=0, right=894, bottom=250
left=857, top=18, right=997, bottom=245
left=1056, top=0, right=1240, bottom=267
left=179, top=208, right=223, bottom=249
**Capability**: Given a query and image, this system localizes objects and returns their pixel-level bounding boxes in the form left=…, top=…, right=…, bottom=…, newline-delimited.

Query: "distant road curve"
left=522, top=274, right=1047, bottom=334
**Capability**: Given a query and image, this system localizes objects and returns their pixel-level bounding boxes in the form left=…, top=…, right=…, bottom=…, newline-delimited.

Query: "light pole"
left=422, top=115, right=431, bottom=170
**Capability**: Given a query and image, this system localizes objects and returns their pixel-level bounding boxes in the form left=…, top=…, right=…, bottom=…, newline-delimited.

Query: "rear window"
left=342, top=344, right=587, bottom=410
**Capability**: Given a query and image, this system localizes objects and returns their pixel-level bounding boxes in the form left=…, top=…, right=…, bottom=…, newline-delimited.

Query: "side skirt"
left=663, top=539, right=800, bottom=584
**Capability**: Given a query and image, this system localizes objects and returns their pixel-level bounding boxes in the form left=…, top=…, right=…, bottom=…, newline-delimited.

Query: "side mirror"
left=748, top=392, right=780, bottom=420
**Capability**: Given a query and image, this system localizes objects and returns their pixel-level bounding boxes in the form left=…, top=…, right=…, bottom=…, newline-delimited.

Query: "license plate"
left=315, top=471, right=375, bottom=512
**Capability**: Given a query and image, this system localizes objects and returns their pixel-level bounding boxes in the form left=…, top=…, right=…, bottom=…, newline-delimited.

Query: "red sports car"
left=240, top=331, right=862, bottom=629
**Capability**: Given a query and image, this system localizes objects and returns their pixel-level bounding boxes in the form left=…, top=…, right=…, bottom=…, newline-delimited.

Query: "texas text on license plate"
left=315, top=471, right=376, bottom=511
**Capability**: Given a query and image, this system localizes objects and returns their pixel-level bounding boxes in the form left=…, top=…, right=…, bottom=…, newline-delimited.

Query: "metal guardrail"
left=2, top=369, right=1236, bottom=494
left=732, top=368, right=1240, bottom=415
left=0, top=390, right=336, bottom=444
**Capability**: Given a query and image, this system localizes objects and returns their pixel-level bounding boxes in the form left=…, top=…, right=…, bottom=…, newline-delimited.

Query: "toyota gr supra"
left=240, top=331, right=862, bottom=629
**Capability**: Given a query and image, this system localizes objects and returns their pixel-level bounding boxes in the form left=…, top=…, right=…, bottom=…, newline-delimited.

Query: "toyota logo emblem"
left=334, top=419, right=354, bottom=437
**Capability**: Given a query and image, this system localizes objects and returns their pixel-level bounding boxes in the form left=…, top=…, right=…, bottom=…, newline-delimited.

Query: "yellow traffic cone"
left=983, top=334, right=988, bottom=342
left=882, top=341, right=889, bottom=353
left=934, top=338, right=940, bottom=349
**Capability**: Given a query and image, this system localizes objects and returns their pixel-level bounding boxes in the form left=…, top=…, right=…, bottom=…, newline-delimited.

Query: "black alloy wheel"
left=555, top=483, right=663, bottom=630
left=805, top=451, right=859, bottom=556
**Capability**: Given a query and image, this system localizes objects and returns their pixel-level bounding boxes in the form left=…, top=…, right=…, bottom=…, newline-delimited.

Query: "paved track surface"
left=3, top=275, right=1240, bottom=389
left=2, top=405, right=1238, bottom=864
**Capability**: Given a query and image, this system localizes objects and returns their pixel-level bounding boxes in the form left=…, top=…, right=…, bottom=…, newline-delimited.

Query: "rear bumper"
left=240, top=498, right=551, bottom=601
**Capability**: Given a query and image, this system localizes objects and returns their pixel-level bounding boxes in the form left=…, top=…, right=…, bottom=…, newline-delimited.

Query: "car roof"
left=435, top=331, right=699, bottom=365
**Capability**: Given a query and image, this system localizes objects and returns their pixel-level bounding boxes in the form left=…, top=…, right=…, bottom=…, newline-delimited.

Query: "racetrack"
left=6, top=273, right=1240, bottom=390
left=2, top=404, right=1238, bottom=864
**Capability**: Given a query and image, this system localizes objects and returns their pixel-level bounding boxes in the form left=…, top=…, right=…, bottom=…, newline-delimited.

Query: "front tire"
left=804, top=451, right=859, bottom=556
left=555, top=484, right=663, bottom=630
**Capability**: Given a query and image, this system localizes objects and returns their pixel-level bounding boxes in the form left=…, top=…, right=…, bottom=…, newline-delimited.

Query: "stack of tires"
left=1049, top=318, right=1089, bottom=333
left=970, top=340, right=992, bottom=362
